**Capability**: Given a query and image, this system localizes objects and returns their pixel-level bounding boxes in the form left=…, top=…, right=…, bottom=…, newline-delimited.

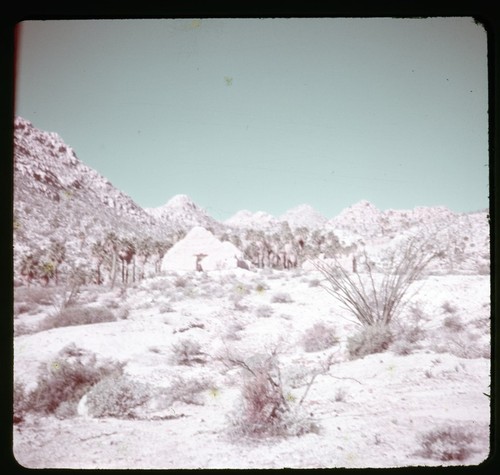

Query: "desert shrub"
left=271, top=292, right=293, bottom=304
left=234, top=282, right=250, bottom=296
left=39, top=305, right=116, bottom=330
left=13, top=380, right=31, bottom=423
left=173, top=276, right=188, bottom=288
left=442, top=301, right=458, bottom=314
left=170, top=339, right=207, bottom=365
left=167, top=375, right=214, bottom=405
left=347, top=323, right=393, bottom=360
left=27, top=344, right=123, bottom=416
left=314, top=235, right=439, bottom=326
left=391, top=312, right=427, bottom=355
left=231, top=369, right=319, bottom=439
left=159, top=302, right=175, bottom=313
left=308, top=278, right=321, bottom=288
left=231, top=294, right=249, bottom=311
left=302, top=322, right=339, bottom=352
left=443, top=316, right=465, bottom=332
left=86, top=374, right=152, bottom=418
left=225, top=322, right=245, bottom=341
left=334, top=387, right=348, bottom=402
left=228, top=352, right=321, bottom=439
left=447, top=334, right=490, bottom=359
left=104, top=298, right=121, bottom=309
left=416, top=424, right=484, bottom=461
left=255, top=305, right=274, bottom=318
left=115, top=305, right=130, bottom=320
left=14, top=301, right=37, bottom=317
left=15, top=286, right=55, bottom=306
left=255, top=282, right=269, bottom=293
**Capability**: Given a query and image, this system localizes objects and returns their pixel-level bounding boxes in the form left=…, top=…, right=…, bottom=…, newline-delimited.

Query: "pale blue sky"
left=15, top=18, right=488, bottom=220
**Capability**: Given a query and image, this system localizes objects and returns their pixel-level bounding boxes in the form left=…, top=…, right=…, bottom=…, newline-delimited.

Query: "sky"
left=15, top=17, right=488, bottom=221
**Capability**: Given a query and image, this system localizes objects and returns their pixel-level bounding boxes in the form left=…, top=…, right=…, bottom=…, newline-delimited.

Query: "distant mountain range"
left=13, top=117, right=490, bottom=278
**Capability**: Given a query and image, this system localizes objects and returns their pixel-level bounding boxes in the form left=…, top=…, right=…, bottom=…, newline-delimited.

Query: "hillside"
left=13, top=117, right=490, bottom=284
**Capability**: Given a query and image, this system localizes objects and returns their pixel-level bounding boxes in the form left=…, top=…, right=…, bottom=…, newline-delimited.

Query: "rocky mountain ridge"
left=13, top=117, right=490, bottom=282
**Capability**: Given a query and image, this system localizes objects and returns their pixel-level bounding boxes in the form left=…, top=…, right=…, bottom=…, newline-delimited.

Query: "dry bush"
left=347, top=323, right=393, bottom=360
left=271, top=292, right=293, bottom=304
left=255, top=282, right=270, bottom=293
left=227, top=350, right=325, bottom=440
left=170, top=339, right=207, bottom=365
left=14, top=301, right=37, bottom=317
left=441, top=301, right=458, bottom=314
left=302, top=322, right=339, bottom=352
left=159, top=301, right=175, bottom=313
left=173, top=276, right=189, bottom=288
left=38, top=305, right=116, bottom=330
left=334, top=387, right=348, bottom=402
left=115, top=305, right=130, bottom=320
left=166, top=375, right=214, bottom=405
left=86, top=374, right=152, bottom=418
left=314, top=235, right=439, bottom=326
left=15, top=286, right=55, bottom=306
left=415, top=424, right=486, bottom=461
left=231, top=369, right=319, bottom=439
left=391, top=309, right=427, bottom=355
left=13, top=380, right=31, bottom=423
left=308, top=278, right=321, bottom=288
left=443, top=315, right=465, bottom=332
left=24, top=344, right=123, bottom=418
left=255, top=305, right=274, bottom=318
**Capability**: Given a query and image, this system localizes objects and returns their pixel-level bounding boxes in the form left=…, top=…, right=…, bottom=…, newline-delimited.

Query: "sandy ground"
left=13, top=270, right=491, bottom=469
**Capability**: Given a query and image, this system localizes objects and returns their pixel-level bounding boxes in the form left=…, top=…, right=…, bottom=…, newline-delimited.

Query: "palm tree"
left=153, top=240, right=172, bottom=274
left=39, top=261, right=55, bottom=286
left=19, top=253, right=39, bottom=287
left=104, top=232, right=120, bottom=288
left=136, top=237, right=153, bottom=280
left=91, top=240, right=107, bottom=285
left=48, top=240, right=66, bottom=285
left=118, top=238, right=136, bottom=285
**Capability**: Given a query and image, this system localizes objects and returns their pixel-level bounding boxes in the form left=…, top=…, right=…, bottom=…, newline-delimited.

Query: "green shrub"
left=347, top=323, right=393, bottom=360
left=86, top=374, right=151, bottom=418
left=28, top=344, right=123, bottom=416
left=39, top=305, right=116, bottom=330
left=416, top=424, right=484, bottom=461
left=302, top=322, right=339, bottom=352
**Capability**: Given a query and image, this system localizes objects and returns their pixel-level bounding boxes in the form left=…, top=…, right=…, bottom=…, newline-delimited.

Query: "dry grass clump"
left=301, top=322, right=339, bottom=352
left=347, top=323, right=393, bottom=360
left=38, top=305, right=116, bottom=331
left=255, top=305, right=274, bottom=318
left=15, top=286, right=55, bottom=306
left=170, top=339, right=207, bottom=365
left=391, top=308, right=427, bottom=356
left=271, top=292, right=293, bottom=304
left=415, top=424, right=486, bottom=461
left=166, top=375, right=215, bottom=405
left=442, top=315, right=465, bottom=332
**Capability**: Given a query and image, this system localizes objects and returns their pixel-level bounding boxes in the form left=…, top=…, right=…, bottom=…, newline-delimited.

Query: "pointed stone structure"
left=161, top=226, right=248, bottom=271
